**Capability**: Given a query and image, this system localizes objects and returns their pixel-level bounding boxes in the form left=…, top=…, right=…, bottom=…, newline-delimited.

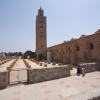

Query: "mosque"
left=36, top=7, right=100, bottom=64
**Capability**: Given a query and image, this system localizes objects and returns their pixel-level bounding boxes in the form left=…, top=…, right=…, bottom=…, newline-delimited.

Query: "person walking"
left=77, top=64, right=81, bottom=76
left=82, top=66, right=86, bottom=77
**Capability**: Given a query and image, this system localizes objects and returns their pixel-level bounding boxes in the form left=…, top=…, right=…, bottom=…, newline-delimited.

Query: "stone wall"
left=80, top=63, right=98, bottom=73
left=96, top=62, right=100, bottom=71
left=27, top=66, right=70, bottom=84
left=89, top=96, right=100, bottom=100
left=0, top=71, right=8, bottom=89
left=47, top=29, right=100, bottom=64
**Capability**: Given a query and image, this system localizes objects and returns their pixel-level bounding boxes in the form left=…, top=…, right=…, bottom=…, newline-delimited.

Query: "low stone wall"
left=80, top=63, right=98, bottom=73
left=89, top=96, right=100, bottom=100
left=96, top=62, right=100, bottom=71
left=27, top=66, right=70, bottom=84
left=0, top=71, right=8, bottom=89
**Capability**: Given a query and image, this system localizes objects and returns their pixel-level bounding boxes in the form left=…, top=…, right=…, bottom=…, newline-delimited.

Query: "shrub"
left=37, top=53, right=45, bottom=61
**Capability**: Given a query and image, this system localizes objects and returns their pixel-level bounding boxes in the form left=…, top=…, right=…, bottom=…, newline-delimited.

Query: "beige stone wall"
left=0, top=71, right=8, bottom=89
left=27, top=66, right=70, bottom=84
left=47, top=29, right=100, bottom=64
left=80, top=63, right=98, bottom=73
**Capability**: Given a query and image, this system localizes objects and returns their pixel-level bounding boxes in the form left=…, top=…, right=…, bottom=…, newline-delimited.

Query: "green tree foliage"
left=23, top=51, right=35, bottom=59
left=37, top=53, right=45, bottom=60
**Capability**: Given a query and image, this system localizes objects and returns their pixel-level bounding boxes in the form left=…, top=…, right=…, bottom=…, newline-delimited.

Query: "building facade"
left=36, top=7, right=47, bottom=55
left=47, top=29, right=100, bottom=64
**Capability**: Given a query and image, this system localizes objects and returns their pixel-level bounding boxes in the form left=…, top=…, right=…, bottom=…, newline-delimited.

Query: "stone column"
left=27, top=68, right=32, bottom=84
left=0, top=71, right=9, bottom=89
left=7, top=67, right=11, bottom=85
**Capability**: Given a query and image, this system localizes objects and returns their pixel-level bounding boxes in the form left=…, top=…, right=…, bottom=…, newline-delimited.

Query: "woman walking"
left=82, top=66, right=86, bottom=77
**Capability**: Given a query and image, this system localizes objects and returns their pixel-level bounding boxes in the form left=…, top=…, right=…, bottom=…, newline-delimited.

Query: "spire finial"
left=40, top=6, right=42, bottom=10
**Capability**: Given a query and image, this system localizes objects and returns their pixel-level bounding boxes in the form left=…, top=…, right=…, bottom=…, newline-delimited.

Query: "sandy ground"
left=0, top=71, right=100, bottom=100
left=25, top=59, right=67, bottom=69
left=10, top=59, right=27, bottom=84
left=25, top=59, right=41, bottom=68
left=0, top=59, right=16, bottom=72
left=12, top=59, right=26, bottom=70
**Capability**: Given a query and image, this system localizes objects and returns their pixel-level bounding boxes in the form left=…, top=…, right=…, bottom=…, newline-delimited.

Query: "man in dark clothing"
left=77, top=64, right=81, bottom=76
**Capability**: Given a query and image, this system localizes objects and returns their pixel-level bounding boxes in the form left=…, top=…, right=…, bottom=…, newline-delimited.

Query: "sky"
left=0, top=0, right=100, bottom=52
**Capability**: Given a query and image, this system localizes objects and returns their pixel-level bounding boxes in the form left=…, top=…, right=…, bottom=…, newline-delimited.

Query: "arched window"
left=68, top=47, right=70, bottom=51
left=41, top=44, right=43, bottom=48
left=40, top=34, right=43, bottom=37
left=40, top=25, right=43, bottom=28
left=90, top=43, right=94, bottom=50
left=77, top=46, right=79, bottom=51
left=40, top=21, right=43, bottom=23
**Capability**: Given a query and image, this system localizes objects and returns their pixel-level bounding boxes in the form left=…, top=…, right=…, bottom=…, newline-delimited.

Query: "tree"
left=37, top=53, right=45, bottom=61
left=23, top=51, right=35, bottom=59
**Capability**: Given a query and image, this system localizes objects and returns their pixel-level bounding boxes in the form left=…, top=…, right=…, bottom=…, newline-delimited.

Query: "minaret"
left=36, top=7, right=47, bottom=56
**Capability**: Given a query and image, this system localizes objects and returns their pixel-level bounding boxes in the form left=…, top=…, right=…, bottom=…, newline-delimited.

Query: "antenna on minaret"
left=40, top=6, right=42, bottom=10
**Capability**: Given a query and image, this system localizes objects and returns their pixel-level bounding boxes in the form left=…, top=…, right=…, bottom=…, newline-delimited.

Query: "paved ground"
left=0, top=71, right=100, bottom=100
left=0, top=59, right=100, bottom=100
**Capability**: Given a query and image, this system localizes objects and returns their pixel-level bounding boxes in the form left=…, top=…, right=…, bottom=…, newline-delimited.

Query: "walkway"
left=0, top=71, right=100, bottom=100
left=12, top=59, right=26, bottom=70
